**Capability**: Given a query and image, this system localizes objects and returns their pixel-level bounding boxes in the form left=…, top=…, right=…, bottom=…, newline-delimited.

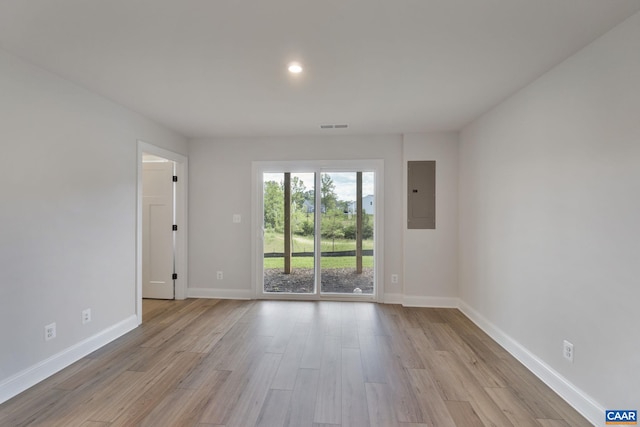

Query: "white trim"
left=402, top=295, right=459, bottom=308
left=458, top=300, right=602, bottom=426
left=383, top=293, right=404, bottom=304
left=187, top=287, right=253, bottom=300
left=251, top=160, right=385, bottom=302
left=136, top=141, right=189, bottom=323
left=382, top=294, right=460, bottom=307
left=259, top=293, right=377, bottom=302
left=0, top=315, right=137, bottom=405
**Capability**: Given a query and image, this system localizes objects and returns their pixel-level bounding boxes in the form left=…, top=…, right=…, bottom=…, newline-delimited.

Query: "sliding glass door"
left=319, top=172, right=374, bottom=295
left=262, top=172, right=316, bottom=294
left=259, top=165, right=377, bottom=299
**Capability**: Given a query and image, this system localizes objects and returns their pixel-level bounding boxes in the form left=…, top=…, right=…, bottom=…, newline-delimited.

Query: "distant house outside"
left=362, top=195, right=374, bottom=215
left=344, top=195, right=374, bottom=216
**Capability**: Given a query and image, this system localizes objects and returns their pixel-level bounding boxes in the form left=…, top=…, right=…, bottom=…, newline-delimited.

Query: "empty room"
left=1, top=1, right=639, bottom=426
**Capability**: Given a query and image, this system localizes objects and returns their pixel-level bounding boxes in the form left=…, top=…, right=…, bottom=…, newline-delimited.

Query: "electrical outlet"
left=45, top=323, right=56, bottom=341
left=217, top=271, right=223, bottom=280
left=391, top=274, right=399, bottom=284
left=233, top=214, right=241, bottom=223
left=82, top=308, right=92, bottom=324
left=563, top=340, right=574, bottom=363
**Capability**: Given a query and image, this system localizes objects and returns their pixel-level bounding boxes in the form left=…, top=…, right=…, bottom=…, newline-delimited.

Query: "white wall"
left=0, top=48, right=187, bottom=400
left=403, top=133, right=458, bottom=306
left=459, top=11, right=640, bottom=417
left=188, top=135, right=404, bottom=299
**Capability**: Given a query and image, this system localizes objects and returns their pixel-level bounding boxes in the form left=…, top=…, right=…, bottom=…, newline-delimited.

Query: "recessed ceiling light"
left=288, top=63, right=303, bottom=74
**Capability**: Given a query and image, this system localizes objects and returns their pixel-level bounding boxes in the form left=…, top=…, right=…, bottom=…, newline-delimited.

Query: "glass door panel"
left=263, top=172, right=316, bottom=294
left=320, top=172, right=375, bottom=295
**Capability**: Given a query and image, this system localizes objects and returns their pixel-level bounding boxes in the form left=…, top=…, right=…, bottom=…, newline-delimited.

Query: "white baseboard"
left=402, top=295, right=460, bottom=308
left=383, top=293, right=404, bottom=304
left=0, top=315, right=138, bottom=405
left=187, top=287, right=253, bottom=300
left=457, top=300, right=601, bottom=426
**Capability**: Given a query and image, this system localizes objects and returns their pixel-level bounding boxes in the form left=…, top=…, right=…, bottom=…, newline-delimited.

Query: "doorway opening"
left=252, top=160, right=384, bottom=302
left=136, top=141, right=188, bottom=324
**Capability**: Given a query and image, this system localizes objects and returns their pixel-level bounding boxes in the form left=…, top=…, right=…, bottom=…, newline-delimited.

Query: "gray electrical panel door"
left=407, top=161, right=435, bottom=229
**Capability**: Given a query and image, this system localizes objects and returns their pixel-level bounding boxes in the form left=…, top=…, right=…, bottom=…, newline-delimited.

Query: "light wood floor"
left=0, top=299, right=591, bottom=427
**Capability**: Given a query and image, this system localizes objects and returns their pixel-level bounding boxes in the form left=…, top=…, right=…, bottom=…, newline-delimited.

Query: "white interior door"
left=142, top=160, right=175, bottom=299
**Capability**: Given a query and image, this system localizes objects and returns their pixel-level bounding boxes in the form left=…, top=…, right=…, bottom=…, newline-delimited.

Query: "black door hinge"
left=172, top=273, right=178, bottom=280
left=172, top=176, right=178, bottom=182
left=172, top=224, right=178, bottom=231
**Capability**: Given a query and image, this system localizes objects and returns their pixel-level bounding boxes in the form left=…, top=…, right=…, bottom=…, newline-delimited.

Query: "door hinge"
left=172, top=175, right=178, bottom=182
left=172, top=273, right=178, bottom=280
left=172, top=224, right=178, bottom=231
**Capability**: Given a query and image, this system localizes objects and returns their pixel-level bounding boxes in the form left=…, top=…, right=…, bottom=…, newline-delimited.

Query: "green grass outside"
left=264, top=256, right=374, bottom=270
left=263, top=231, right=373, bottom=253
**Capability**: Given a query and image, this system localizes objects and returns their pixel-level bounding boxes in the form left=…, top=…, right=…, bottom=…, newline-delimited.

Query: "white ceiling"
left=1, top=1, right=638, bottom=138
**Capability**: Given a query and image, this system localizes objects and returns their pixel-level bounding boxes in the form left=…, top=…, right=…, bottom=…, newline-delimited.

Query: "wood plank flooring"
left=0, top=299, right=591, bottom=426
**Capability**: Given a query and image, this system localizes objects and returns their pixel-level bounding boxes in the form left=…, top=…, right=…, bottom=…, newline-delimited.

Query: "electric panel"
left=407, top=160, right=435, bottom=229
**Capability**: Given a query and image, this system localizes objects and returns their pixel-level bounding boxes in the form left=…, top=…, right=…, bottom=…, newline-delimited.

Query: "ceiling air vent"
left=320, top=124, right=349, bottom=129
